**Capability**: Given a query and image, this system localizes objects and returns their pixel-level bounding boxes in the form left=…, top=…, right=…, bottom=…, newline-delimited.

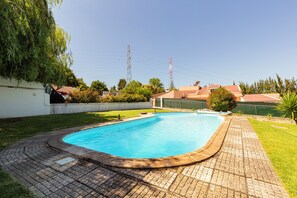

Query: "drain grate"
left=55, top=157, right=75, bottom=165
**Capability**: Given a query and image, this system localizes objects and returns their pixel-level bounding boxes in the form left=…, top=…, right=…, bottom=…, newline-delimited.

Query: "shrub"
left=69, top=89, right=100, bottom=103
left=276, top=92, right=297, bottom=124
left=207, top=87, right=237, bottom=111
left=99, top=94, right=147, bottom=103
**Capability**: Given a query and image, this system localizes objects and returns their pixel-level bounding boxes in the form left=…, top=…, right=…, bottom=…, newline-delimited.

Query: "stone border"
left=48, top=114, right=231, bottom=168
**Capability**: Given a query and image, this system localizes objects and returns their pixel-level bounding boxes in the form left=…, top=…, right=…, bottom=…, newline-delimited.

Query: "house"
left=153, top=84, right=243, bottom=101
left=51, top=85, right=78, bottom=100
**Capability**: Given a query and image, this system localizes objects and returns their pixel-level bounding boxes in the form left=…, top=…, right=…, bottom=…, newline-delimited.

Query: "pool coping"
left=48, top=113, right=231, bottom=168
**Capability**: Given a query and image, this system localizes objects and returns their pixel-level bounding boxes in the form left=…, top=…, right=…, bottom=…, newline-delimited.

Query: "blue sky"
left=53, top=0, right=297, bottom=89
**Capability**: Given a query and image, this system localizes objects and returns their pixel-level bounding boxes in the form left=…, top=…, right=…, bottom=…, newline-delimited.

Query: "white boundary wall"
left=0, top=78, right=50, bottom=118
left=50, top=102, right=152, bottom=114
left=0, top=77, right=152, bottom=118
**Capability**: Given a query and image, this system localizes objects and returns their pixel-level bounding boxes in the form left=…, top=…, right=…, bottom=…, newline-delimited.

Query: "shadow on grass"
left=0, top=112, right=118, bottom=150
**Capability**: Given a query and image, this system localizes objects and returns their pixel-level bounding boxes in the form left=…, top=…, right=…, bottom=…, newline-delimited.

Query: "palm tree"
left=276, top=92, right=297, bottom=124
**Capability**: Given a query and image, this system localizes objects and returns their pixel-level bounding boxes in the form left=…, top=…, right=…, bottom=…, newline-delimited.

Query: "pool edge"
left=48, top=114, right=231, bottom=168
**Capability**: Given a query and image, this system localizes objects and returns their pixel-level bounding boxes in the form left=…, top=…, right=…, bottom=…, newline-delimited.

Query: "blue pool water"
left=63, top=113, right=224, bottom=158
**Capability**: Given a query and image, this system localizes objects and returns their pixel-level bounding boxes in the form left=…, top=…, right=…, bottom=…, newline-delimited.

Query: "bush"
left=99, top=94, right=147, bottom=103
left=207, top=87, right=237, bottom=111
left=69, top=89, right=100, bottom=103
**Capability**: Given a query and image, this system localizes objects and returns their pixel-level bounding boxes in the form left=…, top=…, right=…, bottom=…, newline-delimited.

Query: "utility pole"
left=126, top=45, right=132, bottom=83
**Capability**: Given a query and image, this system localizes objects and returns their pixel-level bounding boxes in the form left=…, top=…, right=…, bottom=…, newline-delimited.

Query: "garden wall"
left=0, top=77, right=152, bottom=118
left=0, top=78, right=51, bottom=118
left=50, top=102, right=152, bottom=115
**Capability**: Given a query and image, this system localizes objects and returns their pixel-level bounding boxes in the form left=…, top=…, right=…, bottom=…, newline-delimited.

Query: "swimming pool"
left=63, top=113, right=224, bottom=159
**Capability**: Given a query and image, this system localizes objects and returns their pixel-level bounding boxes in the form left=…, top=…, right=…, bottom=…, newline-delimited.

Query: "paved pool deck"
left=0, top=116, right=289, bottom=197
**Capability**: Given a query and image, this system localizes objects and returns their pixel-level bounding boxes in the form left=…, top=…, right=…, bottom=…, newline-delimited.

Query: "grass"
left=0, top=169, right=34, bottom=198
left=0, top=109, right=170, bottom=150
left=0, top=108, right=170, bottom=198
left=249, top=118, right=297, bottom=198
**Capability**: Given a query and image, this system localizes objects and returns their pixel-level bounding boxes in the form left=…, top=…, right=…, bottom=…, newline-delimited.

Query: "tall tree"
left=77, top=78, right=88, bottom=91
left=65, top=67, right=79, bottom=87
left=122, top=80, right=142, bottom=94
left=275, top=74, right=284, bottom=95
left=110, top=86, right=116, bottom=92
left=90, top=80, right=108, bottom=94
left=148, top=78, right=165, bottom=94
left=0, top=0, right=72, bottom=85
left=239, top=74, right=297, bottom=95
left=117, top=79, right=127, bottom=90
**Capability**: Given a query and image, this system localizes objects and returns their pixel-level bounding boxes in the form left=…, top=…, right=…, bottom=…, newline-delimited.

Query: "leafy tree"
left=276, top=92, right=297, bottom=124
left=239, top=74, right=297, bottom=95
left=110, top=86, right=116, bottom=92
left=77, top=78, right=88, bottom=90
left=148, top=78, right=165, bottom=94
left=207, top=87, right=237, bottom=111
left=136, top=87, right=152, bottom=101
left=90, top=80, right=108, bottom=94
left=0, top=0, right=72, bottom=85
left=275, top=74, right=284, bottom=95
left=117, top=79, right=127, bottom=90
left=65, top=67, right=79, bottom=87
left=122, top=80, right=152, bottom=101
left=122, top=80, right=142, bottom=94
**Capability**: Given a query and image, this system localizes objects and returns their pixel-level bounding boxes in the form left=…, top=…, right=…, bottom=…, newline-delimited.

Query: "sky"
left=53, top=0, right=297, bottom=89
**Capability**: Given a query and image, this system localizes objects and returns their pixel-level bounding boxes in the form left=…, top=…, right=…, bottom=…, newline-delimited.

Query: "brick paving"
left=0, top=116, right=289, bottom=197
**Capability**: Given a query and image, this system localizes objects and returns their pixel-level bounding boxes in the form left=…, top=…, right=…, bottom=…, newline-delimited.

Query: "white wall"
left=0, top=78, right=50, bottom=118
left=0, top=77, right=152, bottom=118
left=50, top=102, right=152, bottom=114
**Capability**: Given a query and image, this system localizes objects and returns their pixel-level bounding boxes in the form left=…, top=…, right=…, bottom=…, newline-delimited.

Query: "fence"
left=51, top=102, right=152, bottom=115
left=155, top=98, right=283, bottom=117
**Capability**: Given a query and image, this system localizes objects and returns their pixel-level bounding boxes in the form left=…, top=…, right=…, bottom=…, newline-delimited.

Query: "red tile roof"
left=52, top=85, right=78, bottom=95
left=241, top=94, right=280, bottom=103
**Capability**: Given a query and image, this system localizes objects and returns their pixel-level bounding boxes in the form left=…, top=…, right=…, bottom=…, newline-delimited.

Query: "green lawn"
left=249, top=118, right=297, bottom=198
left=0, top=108, right=170, bottom=198
left=0, top=109, right=170, bottom=150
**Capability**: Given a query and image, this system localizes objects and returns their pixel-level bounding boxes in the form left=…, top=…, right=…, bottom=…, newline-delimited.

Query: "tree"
left=122, top=80, right=152, bottom=101
left=90, top=80, right=108, bottom=94
left=207, top=87, right=237, bottom=111
left=148, top=78, right=165, bottom=94
left=136, top=87, right=152, bottom=101
left=110, top=86, right=116, bottom=92
left=122, top=80, right=142, bottom=94
left=117, top=79, right=127, bottom=90
left=0, top=0, right=72, bottom=85
left=276, top=92, right=297, bottom=124
left=275, top=74, right=284, bottom=95
left=239, top=74, right=297, bottom=95
left=65, top=67, right=79, bottom=87
left=77, top=78, right=88, bottom=91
